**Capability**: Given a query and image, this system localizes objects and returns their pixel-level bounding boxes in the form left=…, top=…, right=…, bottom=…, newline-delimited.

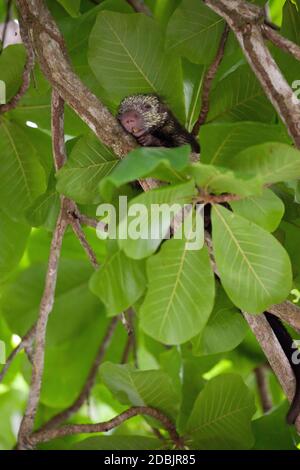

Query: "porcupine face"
left=117, top=94, right=168, bottom=137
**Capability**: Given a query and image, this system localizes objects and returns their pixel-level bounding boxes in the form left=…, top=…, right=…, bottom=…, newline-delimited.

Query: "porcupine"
left=117, top=94, right=200, bottom=153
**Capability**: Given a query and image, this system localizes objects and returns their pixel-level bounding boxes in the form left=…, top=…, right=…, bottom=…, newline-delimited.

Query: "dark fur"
left=265, top=313, right=300, bottom=424
left=117, top=94, right=200, bottom=153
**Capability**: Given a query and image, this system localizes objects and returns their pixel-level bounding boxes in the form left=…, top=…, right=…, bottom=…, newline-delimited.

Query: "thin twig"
left=0, top=14, right=35, bottom=113
left=17, top=205, right=68, bottom=449
left=126, top=0, right=152, bottom=15
left=51, top=90, right=66, bottom=171
left=70, top=216, right=99, bottom=269
left=29, top=406, right=182, bottom=448
left=254, top=365, right=273, bottom=413
left=192, top=23, right=230, bottom=135
left=0, top=326, right=36, bottom=383
left=262, top=24, right=300, bottom=62
left=17, top=84, right=69, bottom=450
left=38, top=317, right=119, bottom=432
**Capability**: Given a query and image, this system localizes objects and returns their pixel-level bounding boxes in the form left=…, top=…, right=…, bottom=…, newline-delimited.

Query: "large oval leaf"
left=0, top=120, right=46, bottom=217
left=118, top=180, right=196, bottom=260
left=192, top=285, right=248, bottom=355
left=186, top=374, right=255, bottom=450
left=0, top=210, right=30, bottom=282
left=166, top=0, right=224, bottom=65
left=230, top=189, right=285, bottom=233
left=208, top=65, right=275, bottom=123
left=56, top=132, right=119, bottom=204
left=88, top=11, right=184, bottom=119
left=140, top=238, right=215, bottom=345
left=100, top=362, right=180, bottom=419
left=212, top=205, right=292, bottom=313
left=200, top=122, right=290, bottom=166
left=89, top=248, right=147, bottom=316
left=230, top=142, right=300, bottom=184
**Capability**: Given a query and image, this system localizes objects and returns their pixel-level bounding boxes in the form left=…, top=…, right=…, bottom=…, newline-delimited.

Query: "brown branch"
left=126, top=0, right=152, bottom=15
left=0, top=325, right=36, bottom=383
left=17, top=77, right=69, bottom=450
left=192, top=23, right=230, bottom=135
left=244, top=312, right=300, bottom=433
left=29, top=406, right=181, bottom=448
left=38, top=317, right=119, bottom=432
left=17, top=204, right=68, bottom=449
left=16, top=0, right=136, bottom=157
left=70, top=215, right=99, bottom=269
left=51, top=90, right=66, bottom=171
left=0, top=13, right=35, bottom=113
left=204, top=0, right=300, bottom=148
left=254, top=365, right=273, bottom=413
left=196, top=192, right=241, bottom=205
left=262, top=24, right=300, bottom=62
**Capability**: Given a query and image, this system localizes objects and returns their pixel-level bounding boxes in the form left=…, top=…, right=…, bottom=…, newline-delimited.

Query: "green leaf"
left=100, top=146, right=191, bottom=201
left=0, top=210, right=30, bottom=282
left=230, top=143, right=300, bottom=184
left=182, top=60, right=206, bottom=132
left=212, top=205, right=292, bottom=313
left=0, top=45, right=26, bottom=102
left=100, top=362, right=180, bottom=419
left=57, top=0, right=81, bottom=17
left=200, top=122, right=290, bottom=166
left=0, top=259, right=114, bottom=408
left=166, top=0, right=224, bottom=64
left=208, top=65, right=275, bottom=123
left=252, top=401, right=297, bottom=450
left=56, top=133, right=119, bottom=204
left=186, top=374, right=255, bottom=450
left=140, top=238, right=215, bottom=345
left=192, top=285, right=248, bottom=355
left=118, top=180, right=196, bottom=260
left=72, top=435, right=164, bottom=450
left=0, top=120, right=46, bottom=217
left=187, top=163, right=263, bottom=197
left=26, top=173, right=60, bottom=230
left=89, top=248, right=147, bottom=316
left=230, top=189, right=285, bottom=232
left=88, top=11, right=184, bottom=120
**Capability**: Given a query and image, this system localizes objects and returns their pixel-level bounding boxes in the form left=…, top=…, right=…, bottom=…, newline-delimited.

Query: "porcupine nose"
left=121, top=111, right=140, bottom=133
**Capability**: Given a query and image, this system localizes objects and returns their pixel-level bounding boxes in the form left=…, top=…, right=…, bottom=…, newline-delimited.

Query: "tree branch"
left=0, top=326, right=36, bottom=383
left=17, top=204, right=68, bottom=449
left=70, top=215, right=99, bottom=269
left=126, top=0, right=152, bottom=15
left=16, top=0, right=136, bottom=157
left=254, top=365, right=272, bottom=413
left=262, top=24, right=300, bottom=62
left=17, top=79, right=69, bottom=450
left=244, top=312, right=300, bottom=432
left=29, top=406, right=181, bottom=448
left=192, top=23, right=230, bottom=135
left=38, top=317, right=119, bottom=432
left=204, top=0, right=300, bottom=147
